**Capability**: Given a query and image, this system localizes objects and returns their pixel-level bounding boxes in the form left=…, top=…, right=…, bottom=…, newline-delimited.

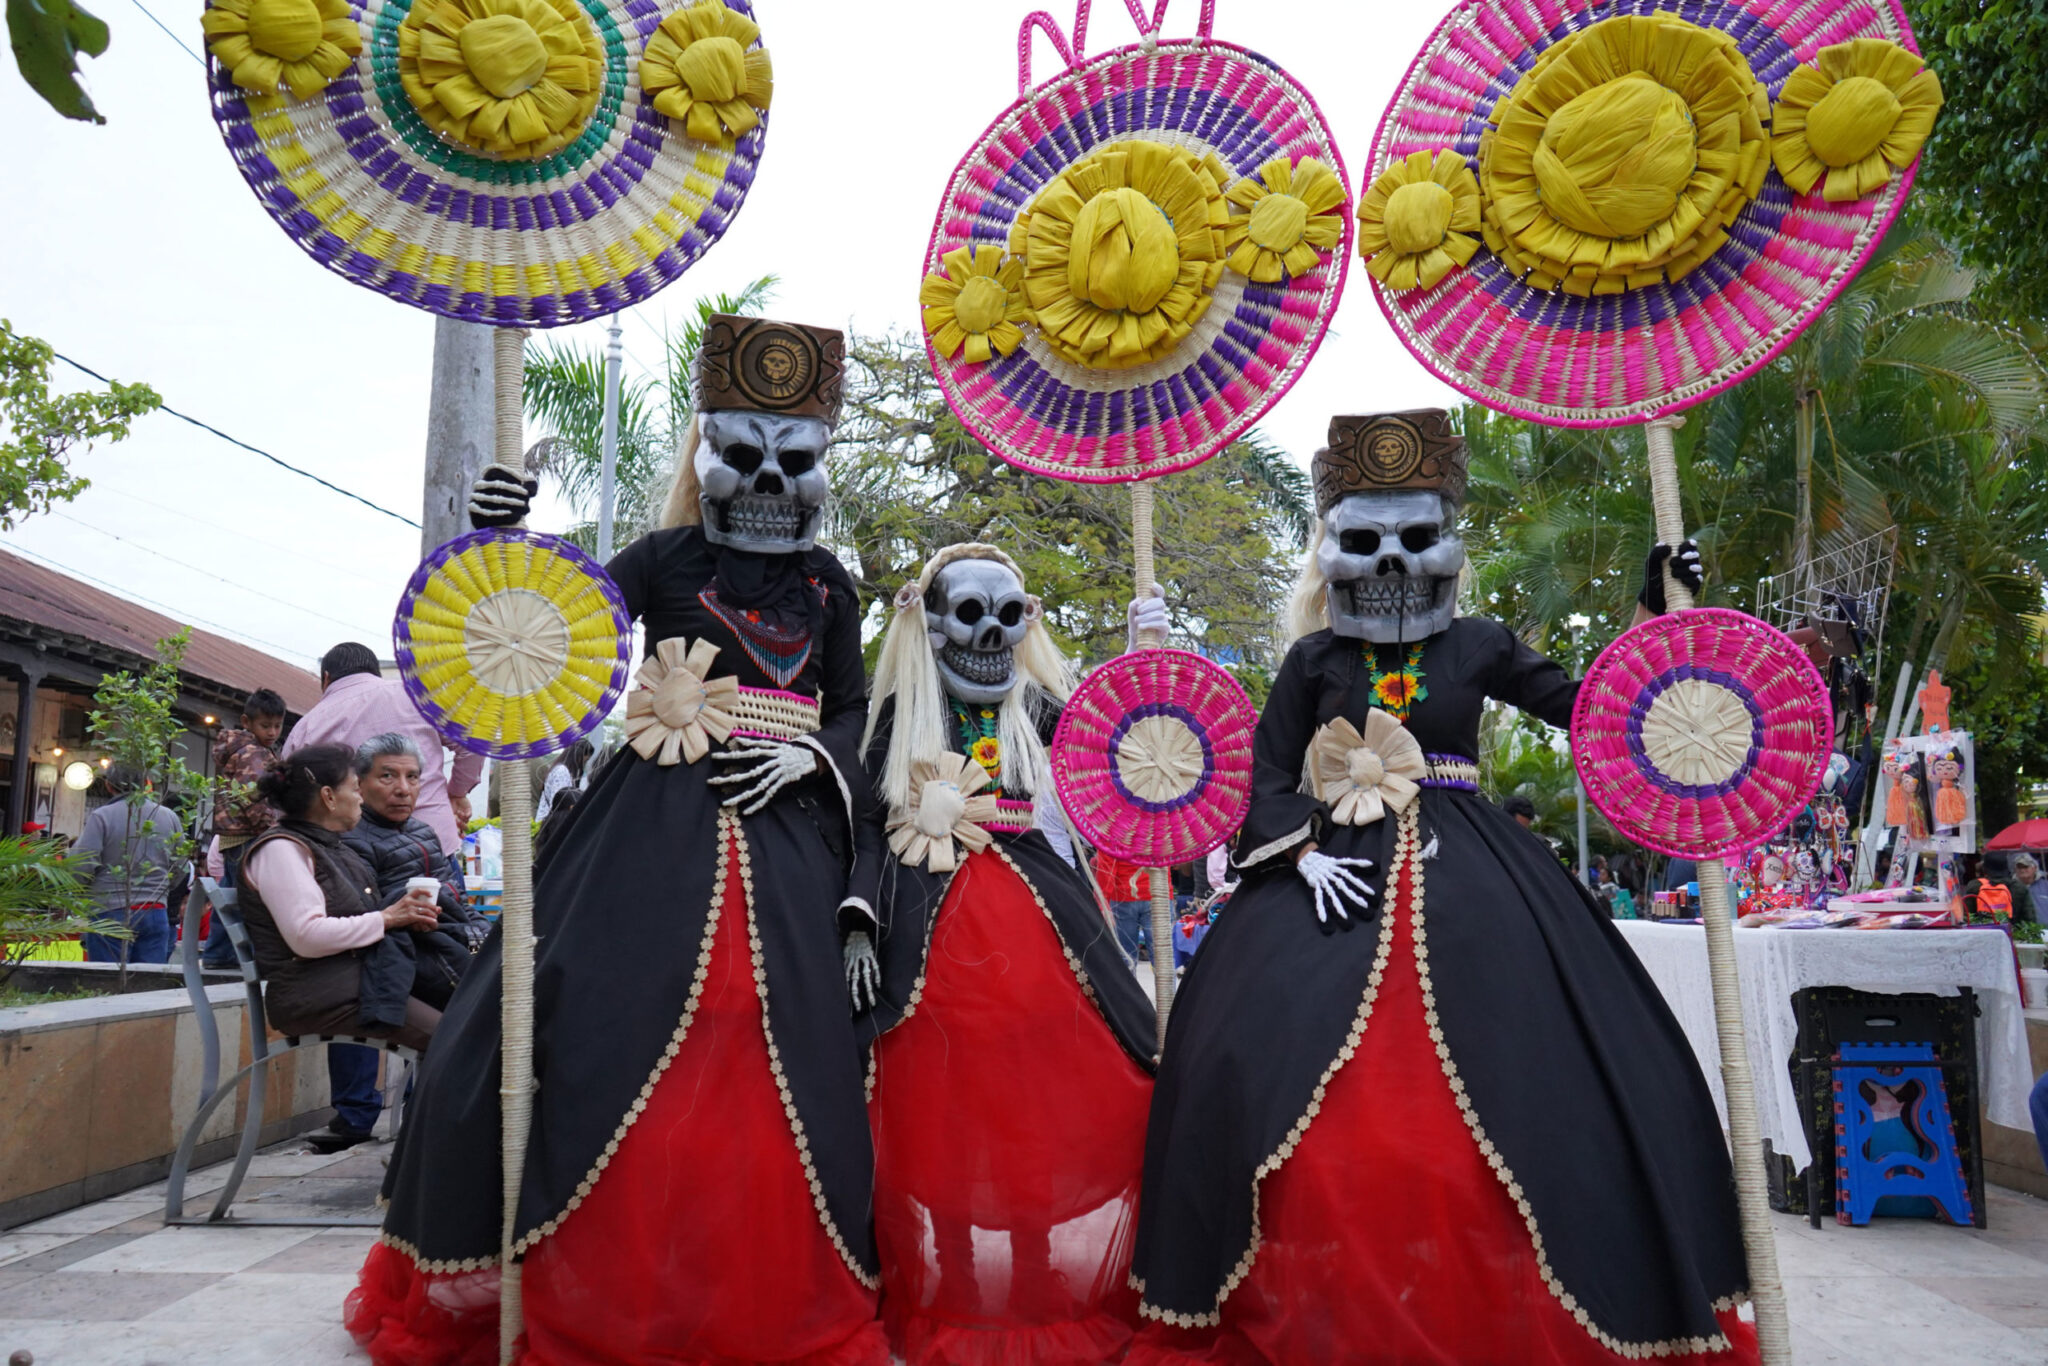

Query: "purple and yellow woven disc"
left=395, top=529, right=631, bottom=759
left=926, top=38, right=1351, bottom=483
left=1572, top=608, right=1833, bottom=859
left=1053, top=650, right=1256, bottom=866
left=207, top=0, right=767, bottom=328
left=1370, top=0, right=1923, bottom=426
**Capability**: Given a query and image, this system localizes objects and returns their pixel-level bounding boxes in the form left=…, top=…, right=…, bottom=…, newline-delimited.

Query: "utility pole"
left=597, top=314, right=624, bottom=562
left=1568, top=613, right=1591, bottom=887
left=421, top=318, right=497, bottom=554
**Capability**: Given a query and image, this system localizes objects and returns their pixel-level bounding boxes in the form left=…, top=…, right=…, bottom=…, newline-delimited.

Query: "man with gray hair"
left=2014, top=854, right=2047, bottom=924
left=342, top=733, right=491, bottom=953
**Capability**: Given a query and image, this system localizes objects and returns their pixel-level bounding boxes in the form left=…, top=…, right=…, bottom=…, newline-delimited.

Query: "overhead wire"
left=85, top=485, right=400, bottom=589
left=127, top=0, right=205, bottom=65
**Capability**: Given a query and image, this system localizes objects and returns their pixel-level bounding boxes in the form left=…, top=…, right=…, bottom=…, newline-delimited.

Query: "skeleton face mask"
left=696, top=410, right=831, bottom=554
left=926, top=559, right=1030, bottom=705
left=1317, top=490, right=1465, bottom=643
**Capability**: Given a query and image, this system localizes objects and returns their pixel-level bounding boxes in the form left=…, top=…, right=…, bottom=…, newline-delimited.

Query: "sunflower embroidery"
left=968, top=735, right=1003, bottom=780
left=1771, top=39, right=1942, bottom=202
left=922, top=245, right=1029, bottom=365
left=1223, top=156, right=1347, bottom=283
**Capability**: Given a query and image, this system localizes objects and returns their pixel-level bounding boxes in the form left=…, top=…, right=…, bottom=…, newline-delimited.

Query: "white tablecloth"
left=1613, top=922, right=2035, bottom=1170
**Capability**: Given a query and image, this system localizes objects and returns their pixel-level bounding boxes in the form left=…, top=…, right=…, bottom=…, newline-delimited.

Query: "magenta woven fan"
left=1365, top=0, right=1940, bottom=426
left=1053, top=648, right=1256, bottom=866
left=1572, top=608, right=1833, bottom=860
left=919, top=0, right=1352, bottom=483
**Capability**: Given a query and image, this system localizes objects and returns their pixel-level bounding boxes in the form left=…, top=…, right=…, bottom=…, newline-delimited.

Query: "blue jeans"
left=83, top=907, right=171, bottom=964
left=2030, top=1070, right=2048, bottom=1175
left=1111, top=901, right=1150, bottom=965
left=200, top=845, right=248, bottom=969
left=329, top=1043, right=383, bottom=1135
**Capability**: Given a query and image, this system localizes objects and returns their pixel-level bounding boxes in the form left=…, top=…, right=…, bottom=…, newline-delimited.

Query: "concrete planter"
left=0, top=968, right=339, bottom=1229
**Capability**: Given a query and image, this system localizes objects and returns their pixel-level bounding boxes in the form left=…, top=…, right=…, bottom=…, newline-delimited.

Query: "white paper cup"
left=406, top=876, right=441, bottom=899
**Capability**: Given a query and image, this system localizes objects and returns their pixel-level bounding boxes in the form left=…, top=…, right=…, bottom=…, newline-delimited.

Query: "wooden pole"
left=1642, top=414, right=1790, bottom=1365
left=1130, top=479, right=1176, bottom=1049
left=492, top=325, right=536, bottom=1366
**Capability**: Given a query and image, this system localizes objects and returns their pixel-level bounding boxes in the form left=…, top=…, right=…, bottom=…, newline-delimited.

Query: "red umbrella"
left=1985, top=818, right=2048, bottom=851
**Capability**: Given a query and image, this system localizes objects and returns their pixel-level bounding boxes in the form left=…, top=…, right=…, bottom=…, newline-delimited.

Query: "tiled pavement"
left=2, top=1138, right=2046, bottom=1364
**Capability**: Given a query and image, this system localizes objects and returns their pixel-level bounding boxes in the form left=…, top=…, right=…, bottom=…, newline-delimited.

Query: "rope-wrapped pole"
left=1643, top=415, right=1790, bottom=1365
left=492, top=325, right=535, bottom=1366
left=1130, top=479, right=1176, bottom=1049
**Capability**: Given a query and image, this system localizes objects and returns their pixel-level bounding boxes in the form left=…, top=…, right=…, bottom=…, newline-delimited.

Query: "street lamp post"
left=1567, top=614, right=1591, bottom=887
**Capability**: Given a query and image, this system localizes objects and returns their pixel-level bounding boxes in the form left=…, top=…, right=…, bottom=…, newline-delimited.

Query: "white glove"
left=1127, top=584, right=1168, bottom=652
left=467, top=463, right=537, bottom=530
left=709, top=737, right=818, bottom=814
left=844, top=929, right=879, bottom=1013
left=1297, top=849, right=1378, bottom=924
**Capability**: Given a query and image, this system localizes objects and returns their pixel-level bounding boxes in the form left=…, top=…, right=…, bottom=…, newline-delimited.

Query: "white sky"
left=2, top=0, right=1453, bottom=672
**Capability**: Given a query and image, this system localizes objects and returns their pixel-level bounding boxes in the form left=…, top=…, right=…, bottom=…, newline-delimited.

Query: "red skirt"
left=347, top=834, right=889, bottom=1366
left=1128, top=854, right=1759, bottom=1366
left=870, top=849, right=1153, bottom=1366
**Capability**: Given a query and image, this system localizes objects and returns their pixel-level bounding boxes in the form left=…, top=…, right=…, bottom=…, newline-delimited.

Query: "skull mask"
left=1317, top=490, right=1465, bottom=643
left=926, top=559, right=1030, bottom=705
left=696, top=409, right=831, bottom=554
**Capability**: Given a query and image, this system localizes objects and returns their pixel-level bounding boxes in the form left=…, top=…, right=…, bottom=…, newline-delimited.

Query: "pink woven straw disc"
left=923, top=18, right=1351, bottom=483
left=1053, top=649, right=1257, bottom=866
left=1571, top=608, right=1833, bottom=860
left=1368, top=0, right=1928, bottom=427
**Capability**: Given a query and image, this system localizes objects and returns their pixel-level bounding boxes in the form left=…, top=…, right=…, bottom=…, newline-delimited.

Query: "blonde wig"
left=865, top=543, right=1076, bottom=815
left=1283, top=518, right=1331, bottom=645
left=658, top=418, right=703, bottom=529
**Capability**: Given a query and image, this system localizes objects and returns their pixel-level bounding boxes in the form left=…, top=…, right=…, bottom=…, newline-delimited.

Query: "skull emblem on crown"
left=690, top=315, right=845, bottom=554
left=926, top=558, right=1031, bottom=704
left=1311, top=410, right=1470, bottom=644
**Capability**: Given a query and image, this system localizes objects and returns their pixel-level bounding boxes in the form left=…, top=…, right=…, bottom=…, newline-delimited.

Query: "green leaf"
left=8, top=0, right=109, bottom=124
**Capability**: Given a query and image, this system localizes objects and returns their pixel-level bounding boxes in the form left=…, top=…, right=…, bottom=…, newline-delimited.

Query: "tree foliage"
left=7, top=0, right=108, bottom=123
left=0, top=320, right=159, bottom=529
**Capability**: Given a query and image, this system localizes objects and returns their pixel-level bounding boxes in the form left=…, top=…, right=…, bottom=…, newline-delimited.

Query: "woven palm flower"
left=1308, top=710, right=1426, bottom=827
left=921, top=245, right=1029, bottom=365
left=1223, top=156, right=1347, bottom=283
left=624, top=637, right=739, bottom=766
left=397, top=0, right=603, bottom=160
left=888, top=753, right=1001, bottom=874
left=1357, top=149, right=1481, bottom=291
left=1771, top=39, right=1943, bottom=202
left=202, top=0, right=361, bottom=100
left=640, top=0, right=774, bottom=146
left=1010, top=139, right=1231, bottom=370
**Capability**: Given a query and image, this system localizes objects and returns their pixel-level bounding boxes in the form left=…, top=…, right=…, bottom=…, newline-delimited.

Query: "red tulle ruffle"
left=870, top=849, right=1153, bottom=1366
left=345, top=1241, right=499, bottom=1366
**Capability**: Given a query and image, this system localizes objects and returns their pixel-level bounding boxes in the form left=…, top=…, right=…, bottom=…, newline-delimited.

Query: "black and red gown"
left=347, top=526, right=889, bottom=1366
left=1127, top=619, right=1758, bottom=1366
left=848, top=696, right=1158, bottom=1365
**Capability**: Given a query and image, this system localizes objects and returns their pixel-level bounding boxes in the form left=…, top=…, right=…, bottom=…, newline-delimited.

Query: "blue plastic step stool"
left=1832, top=1041, right=1974, bottom=1227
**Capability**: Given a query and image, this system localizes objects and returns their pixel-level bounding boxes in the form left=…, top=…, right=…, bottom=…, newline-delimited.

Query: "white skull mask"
left=1317, top=490, right=1465, bottom=643
left=926, top=559, right=1030, bottom=705
left=696, top=410, right=831, bottom=554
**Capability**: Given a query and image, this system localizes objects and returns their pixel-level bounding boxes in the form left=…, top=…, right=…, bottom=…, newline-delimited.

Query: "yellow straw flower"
left=398, top=0, right=602, bottom=160
left=1771, top=39, right=1942, bottom=202
left=1223, top=156, right=1347, bottom=283
left=1476, top=12, right=1770, bottom=296
left=1010, top=139, right=1231, bottom=370
left=922, top=245, right=1029, bottom=365
left=640, top=0, right=773, bottom=146
left=1356, top=149, right=1481, bottom=291
left=203, top=0, right=361, bottom=100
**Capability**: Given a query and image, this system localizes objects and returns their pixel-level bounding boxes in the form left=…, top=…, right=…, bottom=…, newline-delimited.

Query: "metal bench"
left=165, top=876, right=413, bottom=1227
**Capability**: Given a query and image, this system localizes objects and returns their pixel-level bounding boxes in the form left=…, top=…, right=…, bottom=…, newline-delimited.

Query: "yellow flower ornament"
left=1308, top=710, right=1427, bottom=828
left=1011, top=139, right=1231, bottom=371
left=398, top=0, right=603, bottom=160
left=624, top=637, right=739, bottom=766
left=1357, top=149, right=1481, bottom=291
left=203, top=0, right=362, bottom=100
left=1772, top=39, right=1943, bottom=202
left=922, top=245, right=1029, bottom=365
left=641, top=0, right=773, bottom=146
left=1224, top=156, right=1347, bottom=283
left=888, top=753, right=1000, bottom=874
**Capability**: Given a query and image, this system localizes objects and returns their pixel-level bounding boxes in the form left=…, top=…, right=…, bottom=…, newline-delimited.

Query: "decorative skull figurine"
left=1317, top=490, right=1466, bottom=643
left=1309, top=410, right=1470, bottom=644
left=926, top=558, right=1030, bottom=704
left=689, top=314, right=845, bottom=555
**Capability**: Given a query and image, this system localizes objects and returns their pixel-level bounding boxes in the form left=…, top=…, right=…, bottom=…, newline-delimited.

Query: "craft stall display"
left=919, top=0, right=1345, bottom=1038
left=1363, top=1, right=1942, bottom=1359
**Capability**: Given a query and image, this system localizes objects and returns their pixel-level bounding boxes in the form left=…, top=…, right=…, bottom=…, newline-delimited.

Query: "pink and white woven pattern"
left=1368, top=0, right=1922, bottom=427
left=1572, top=608, right=1834, bottom=860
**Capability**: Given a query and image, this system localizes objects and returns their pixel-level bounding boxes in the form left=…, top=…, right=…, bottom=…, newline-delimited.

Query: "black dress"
left=350, top=527, right=891, bottom=1366
left=1127, top=618, right=1756, bottom=1366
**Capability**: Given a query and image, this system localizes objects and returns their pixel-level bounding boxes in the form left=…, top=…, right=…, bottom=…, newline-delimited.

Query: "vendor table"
left=1613, top=921, right=2034, bottom=1171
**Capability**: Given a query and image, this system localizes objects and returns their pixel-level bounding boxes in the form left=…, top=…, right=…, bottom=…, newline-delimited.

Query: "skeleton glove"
left=709, top=737, right=819, bottom=814
left=468, top=464, right=539, bottom=530
left=1297, top=849, right=1378, bottom=927
left=1638, top=540, right=1704, bottom=615
left=844, top=929, right=880, bottom=1013
left=1127, top=584, right=1169, bottom=652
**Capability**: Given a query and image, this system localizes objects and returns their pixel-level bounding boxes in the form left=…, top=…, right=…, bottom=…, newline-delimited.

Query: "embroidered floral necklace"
left=950, top=698, right=1003, bottom=786
left=1364, top=642, right=1429, bottom=722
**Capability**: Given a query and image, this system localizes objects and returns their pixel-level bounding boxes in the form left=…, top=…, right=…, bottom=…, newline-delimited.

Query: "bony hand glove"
left=709, top=737, right=819, bottom=814
left=468, top=464, right=539, bottom=530
left=844, top=929, right=879, bottom=1013
left=1638, top=540, right=1704, bottom=615
left=1127, top=584, right=1168, bottom=652
left=1297, top=849, right=1378, bottom=926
